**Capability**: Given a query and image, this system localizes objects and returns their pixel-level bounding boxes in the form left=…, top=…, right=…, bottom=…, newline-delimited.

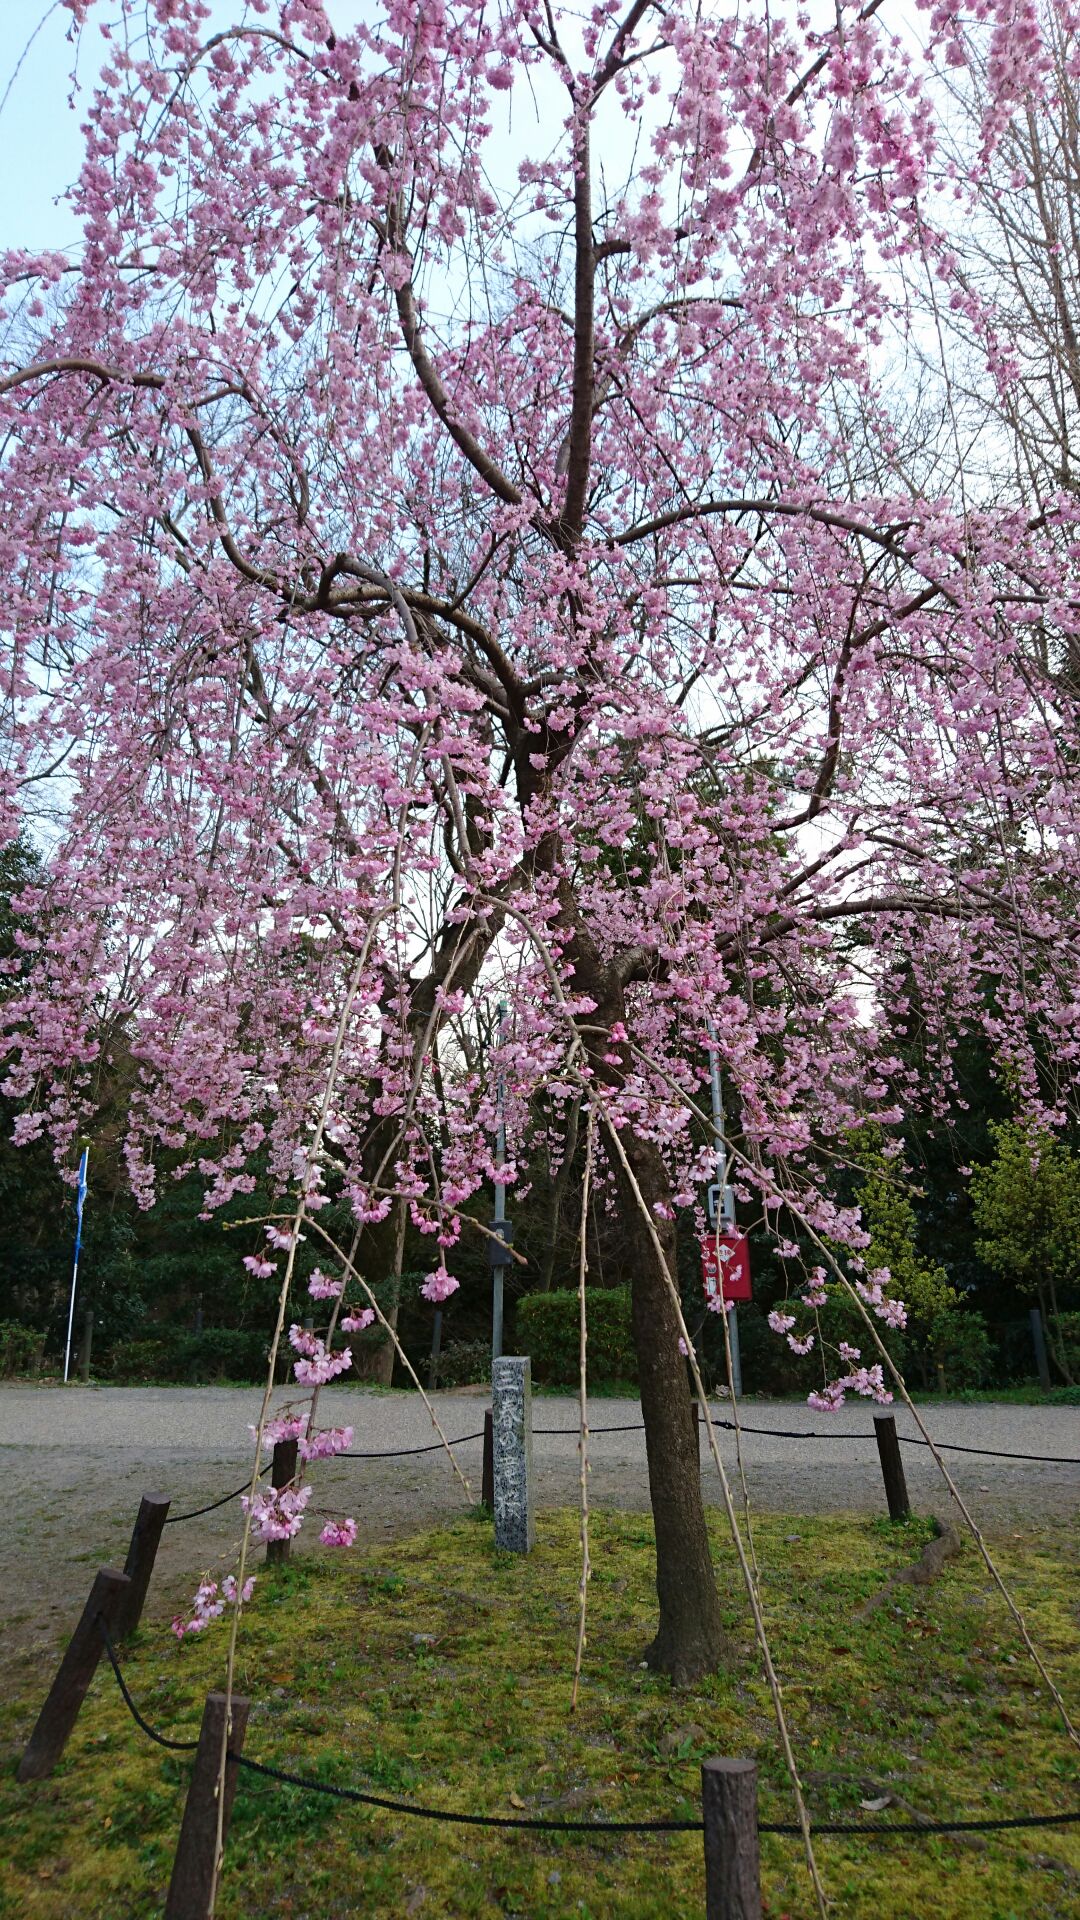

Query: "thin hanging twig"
left=714, top=1226, right=760, bottom=1585
left=301, top=1212, right=474, bottom=1503
left=212, top=917, right=388, bottom=1909
left=617, top=1026, right=1079, bottom=1757
left=571, top=1107, right=597, bottom=1711
left=472, top=891, right=829, bottom=1917
left=599, top=1108, right=830, bottom=1920
left=794, top=1215, right=1080, bottom=1752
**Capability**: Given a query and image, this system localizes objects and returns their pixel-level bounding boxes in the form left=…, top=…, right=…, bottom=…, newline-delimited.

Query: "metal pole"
left=429, top=1307, right=443, bottom=1390
left=726, top=1302, right=742, bottom=1398
left=706, top=1023, right=742, bottom=1397
left=63, top=1146, right=89, bottom=1385
left=492, top=1000, right=507, bottom=1365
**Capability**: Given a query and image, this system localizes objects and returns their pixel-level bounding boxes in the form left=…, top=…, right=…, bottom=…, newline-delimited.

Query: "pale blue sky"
left=1, top=2, right=90, bottom=253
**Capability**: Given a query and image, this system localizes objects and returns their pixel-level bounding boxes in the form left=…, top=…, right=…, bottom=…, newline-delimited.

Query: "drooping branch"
left=560, top=117, right=595, bottom=541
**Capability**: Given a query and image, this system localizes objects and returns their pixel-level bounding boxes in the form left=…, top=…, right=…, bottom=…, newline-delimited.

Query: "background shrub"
left=0, top=1318, right=44, bottom=1377
left=517, top=1287, right=636, bottom=1387
left=430, top=1339, right=491, bottom=1389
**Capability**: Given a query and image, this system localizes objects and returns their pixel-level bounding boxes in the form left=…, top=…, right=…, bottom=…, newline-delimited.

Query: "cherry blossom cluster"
left=172, top=1574, right=256, bottom=1640
left=1, top=0, right=1078, bottom=1442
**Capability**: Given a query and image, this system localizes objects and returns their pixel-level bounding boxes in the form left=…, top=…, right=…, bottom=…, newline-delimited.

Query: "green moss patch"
left=2, top=1510, right=1077, bottom=1917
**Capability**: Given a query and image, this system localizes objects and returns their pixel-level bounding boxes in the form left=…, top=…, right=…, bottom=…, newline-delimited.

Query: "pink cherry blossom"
left=319, top=1518, right=358, bottom=1547
left=243, top=1483, right=312, bottom=1542
left=341, top=1309, right=376, bottom=1333
left=172, top=1573, right=255, bottom=1638
left=0, top=0, right=1073, bottom=1687
left=420, top=1269, right=460, bottom=1305
left=299, top=1425, right=354, bottom=1461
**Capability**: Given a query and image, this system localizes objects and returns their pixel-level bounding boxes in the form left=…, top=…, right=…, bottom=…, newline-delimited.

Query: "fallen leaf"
left=509, top=1791, right=525, bottom=1809
left=859, top=1794, right=892, bottom=1812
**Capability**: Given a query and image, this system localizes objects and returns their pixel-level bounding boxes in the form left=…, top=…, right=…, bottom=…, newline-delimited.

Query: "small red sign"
left=700, top=1230, right=752, bottom=1304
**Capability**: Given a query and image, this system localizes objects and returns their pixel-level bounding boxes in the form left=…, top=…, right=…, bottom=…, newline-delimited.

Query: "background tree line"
left=3, top=835, right=1077, bottom=1392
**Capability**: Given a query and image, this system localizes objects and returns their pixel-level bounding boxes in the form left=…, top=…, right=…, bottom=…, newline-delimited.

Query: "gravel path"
left=4, top=1383, right=1077, bottom=1690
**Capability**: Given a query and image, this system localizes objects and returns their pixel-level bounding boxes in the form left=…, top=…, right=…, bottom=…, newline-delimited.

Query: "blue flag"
left=74, top=1146, right=88, bottom=1255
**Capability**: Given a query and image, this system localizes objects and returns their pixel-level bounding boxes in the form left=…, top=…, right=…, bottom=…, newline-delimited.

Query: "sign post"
left=63, top=1146, right=89, bottom=1386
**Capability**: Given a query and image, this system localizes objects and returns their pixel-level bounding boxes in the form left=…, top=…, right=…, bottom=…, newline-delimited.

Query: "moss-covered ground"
left=2, top=1509, right=1077, bottom=1918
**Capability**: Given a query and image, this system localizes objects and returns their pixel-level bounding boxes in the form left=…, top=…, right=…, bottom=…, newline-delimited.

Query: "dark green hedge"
left=517, top=1286, right=636, bottom=1387
left=105, top=1327, right=275, bottom=1384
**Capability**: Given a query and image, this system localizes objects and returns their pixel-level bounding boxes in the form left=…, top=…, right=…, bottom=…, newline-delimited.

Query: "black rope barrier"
left=539, top=1417, right=1080, bottom=1464
left=97, top=1619, right=198, bottom=1752
left=342, top=1432, right=485, bottom=1459
left=163, top=1465, right=267, bottom=1525
left=232, top=1753, right=703, bottom=1830
left=897, top=1435, right=1080, bottom=1464
left=535, top=1422, right=649, bottom=1436
left=231, top=1753, right=1080, bottom=1838
left=95, top=1623, right=1080, bottom=1844
left=153, top=1416, right=1078, bottom=1526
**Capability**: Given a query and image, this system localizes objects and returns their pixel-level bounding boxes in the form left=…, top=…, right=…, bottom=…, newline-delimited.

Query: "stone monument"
left=491, top=1355, right=534, bottom=1553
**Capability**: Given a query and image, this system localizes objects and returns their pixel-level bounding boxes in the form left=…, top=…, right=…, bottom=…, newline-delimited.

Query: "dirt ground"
left=4, top=1381, right=1077, bottom=1697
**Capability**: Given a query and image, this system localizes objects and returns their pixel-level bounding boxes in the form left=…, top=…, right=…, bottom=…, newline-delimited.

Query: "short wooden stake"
left=17, top=1566, right=132, bottom=1781
left=265, top=1437, right=299, bottom=1565
left=163, top=1690, right=250, bottom=1920
left=874, top=1412, right=911, bottom=1522
left=115, top=1493, right=171, bottom=1640
left=702, top=1757, right=762, bottom=1920
left=481, top=1407, right=494, bottom=1509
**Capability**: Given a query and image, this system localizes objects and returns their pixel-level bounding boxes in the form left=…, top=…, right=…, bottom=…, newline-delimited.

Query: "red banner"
left=700, top=1230, right=752, bottom=1303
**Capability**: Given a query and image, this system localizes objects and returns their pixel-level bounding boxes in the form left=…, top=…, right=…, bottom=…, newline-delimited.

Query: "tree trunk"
left=350, top=1173, right=401, bottom=1386
left=540, top=1099, right=580, bottom=1292
left=1044, top=1273, right=1076, bottom=1385
left=613, top=1126, right=729, bottom=1684
left=555, top=881, right=728, bottom=1684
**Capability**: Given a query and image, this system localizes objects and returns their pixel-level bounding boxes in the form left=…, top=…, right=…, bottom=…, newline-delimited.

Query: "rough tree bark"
left=564, top=892, right=727, bottom=1681
left=616, top=1130, right=729, bottom=1681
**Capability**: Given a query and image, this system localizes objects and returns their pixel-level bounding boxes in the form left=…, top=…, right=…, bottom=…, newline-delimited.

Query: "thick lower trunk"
left=615, top=1128, right=729, bottom=1684
left=351, top=1181, right=401, bottom=1386
left=553, top=878, right=728, bottom=1684
left=540, top=1100, right=580, bottom=1292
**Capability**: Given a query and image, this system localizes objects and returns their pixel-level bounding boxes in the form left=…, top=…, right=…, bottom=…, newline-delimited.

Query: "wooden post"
left=481, top=1407, right=494, bottom=1509
left=115, top=1493, right=171, bottom=1640
left=79, top=1307, right=93, bottom=1383
left=265, top=1437, right=299, bottom=1566
left=17, top=1566, right=132, bottom=1781
left=163, top=1690, right=250, bottom=1920
left=873, top=1412, right=911, bottom=1522
left=702, top=1757, right=762, bottom=1920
